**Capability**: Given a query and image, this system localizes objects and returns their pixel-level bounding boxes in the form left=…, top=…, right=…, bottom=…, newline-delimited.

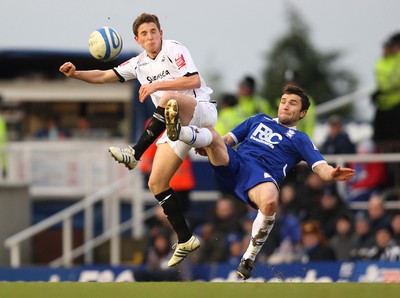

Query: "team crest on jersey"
left=250, top=123, right=282, bottom=148
left=175, top=54, right=186, bottom=69
left=285, top=129, right=296, bottom=139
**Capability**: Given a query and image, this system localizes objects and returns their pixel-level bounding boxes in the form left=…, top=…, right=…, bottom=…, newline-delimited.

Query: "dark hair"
left=386, top=32, right=400, bottom=48
left=132, top=13, right=161, bottom=37
left=282, top=84, right=310, bottom=111
left=240, top=76, right=256, bottom=91
left=220, top=93, right=238, bottom=107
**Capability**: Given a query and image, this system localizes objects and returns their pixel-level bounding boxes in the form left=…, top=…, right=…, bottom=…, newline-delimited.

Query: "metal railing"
left=3, top=147, right=400, bottom=267
left=3, top=171, right=151, bottom=268
left=1, top=141, right=221, bottom=268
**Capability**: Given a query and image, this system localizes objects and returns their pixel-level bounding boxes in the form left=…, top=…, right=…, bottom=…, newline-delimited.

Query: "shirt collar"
left=273, top=117, right=297, bottom=130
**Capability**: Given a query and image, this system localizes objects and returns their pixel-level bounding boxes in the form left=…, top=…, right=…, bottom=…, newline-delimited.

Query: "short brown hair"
left=283, top=84, right=310, bottom=111
left=132, top=13, right=161, bottom=37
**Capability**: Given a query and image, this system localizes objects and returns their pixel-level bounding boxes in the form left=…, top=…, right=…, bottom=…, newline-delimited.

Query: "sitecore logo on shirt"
left=147, top=70, right=171, bottom=83
left=250, top=123, right=282, bottom=148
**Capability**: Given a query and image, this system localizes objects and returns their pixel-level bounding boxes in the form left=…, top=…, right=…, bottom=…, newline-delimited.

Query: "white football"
left=88, top=27, right=123, bottom=62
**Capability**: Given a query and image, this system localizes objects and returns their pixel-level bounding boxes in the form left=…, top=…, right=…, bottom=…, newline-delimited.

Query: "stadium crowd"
left=144, top=166, right=400, bottom=264
left=137, top=160, right=400, bottom=280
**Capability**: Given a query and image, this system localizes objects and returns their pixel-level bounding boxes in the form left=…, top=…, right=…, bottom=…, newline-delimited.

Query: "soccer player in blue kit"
left=165, top=84, right=356, bottom=279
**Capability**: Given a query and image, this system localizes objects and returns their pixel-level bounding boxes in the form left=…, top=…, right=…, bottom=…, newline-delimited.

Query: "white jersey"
left=113, top=39, right=213, bottom=107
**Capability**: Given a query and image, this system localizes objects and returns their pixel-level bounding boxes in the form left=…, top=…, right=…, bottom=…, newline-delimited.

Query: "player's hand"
left=59, top=62, right=76, bottom=77
left=331, top=166, right=356, bottom=181
left=138, top=83, right=158, bottom=102
left=195, top=147, right=208, bottom=156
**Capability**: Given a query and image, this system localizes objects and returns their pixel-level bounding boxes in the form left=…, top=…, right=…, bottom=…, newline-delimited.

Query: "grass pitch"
left=0, top=282, right=400, bottom=298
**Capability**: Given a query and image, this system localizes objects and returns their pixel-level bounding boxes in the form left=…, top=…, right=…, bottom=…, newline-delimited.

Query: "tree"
left=261, top=5, right=358, bottom=109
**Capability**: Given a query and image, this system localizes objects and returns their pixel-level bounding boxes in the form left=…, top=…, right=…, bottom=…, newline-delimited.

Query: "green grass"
left=1, top=282, right=400, bottom=298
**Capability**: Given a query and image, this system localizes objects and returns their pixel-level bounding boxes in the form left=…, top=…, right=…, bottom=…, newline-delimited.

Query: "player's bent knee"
left=259, top=199, right=278, bottom=215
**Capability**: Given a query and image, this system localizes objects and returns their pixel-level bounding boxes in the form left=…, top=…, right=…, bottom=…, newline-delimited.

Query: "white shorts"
left=156, top=101, right=218, bottom=160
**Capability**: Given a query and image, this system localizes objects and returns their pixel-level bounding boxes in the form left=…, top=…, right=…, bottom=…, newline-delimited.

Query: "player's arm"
left=222, top=133, right=236, bottom=147
left=138, top=73, right=200, bottom=101
left=59, top=62, right=119, bottom=84
left=156, top=73, right=201, bottom=90
left=313, top=163, right=356, bottom=182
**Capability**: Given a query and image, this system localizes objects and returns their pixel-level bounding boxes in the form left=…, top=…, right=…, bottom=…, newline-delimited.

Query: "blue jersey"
left=213, top=114, right=327, bottom=208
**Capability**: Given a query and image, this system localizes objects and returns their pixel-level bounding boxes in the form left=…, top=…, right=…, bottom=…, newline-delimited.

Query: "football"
left=88, top=27, right=123, bottom=62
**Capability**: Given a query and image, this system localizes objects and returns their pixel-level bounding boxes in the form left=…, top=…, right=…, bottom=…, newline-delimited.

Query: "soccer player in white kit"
left=165, top=84, right=356, bottom=279
left=59, top=13, right=217, bottom=267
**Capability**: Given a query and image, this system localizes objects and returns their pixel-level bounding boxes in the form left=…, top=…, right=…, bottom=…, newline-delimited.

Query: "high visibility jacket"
left=375, top=51, right=400, bottom=110
left=214, top=106, right=246, bottom=136
left=237, top=95, right=272, bottom=119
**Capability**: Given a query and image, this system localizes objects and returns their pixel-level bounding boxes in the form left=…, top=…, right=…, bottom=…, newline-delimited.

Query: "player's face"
left=277, top=93, right=307, bottom=127
left=134, top=22, right=163, bottom=58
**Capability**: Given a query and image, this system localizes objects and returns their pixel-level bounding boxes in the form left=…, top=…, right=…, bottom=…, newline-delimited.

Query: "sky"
left=2, top=0, right=400, bottom=96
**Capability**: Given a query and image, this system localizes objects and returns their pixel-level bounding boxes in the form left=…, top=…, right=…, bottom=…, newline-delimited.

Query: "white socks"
left=242, top=211, right=276, bottom=261
left=179, top=126, right=212, bottom=148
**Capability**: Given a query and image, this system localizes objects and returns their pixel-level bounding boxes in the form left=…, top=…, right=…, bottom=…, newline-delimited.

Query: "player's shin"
left=243, top=211, right=276, bottom=260
left=132, top=106, right=165, bottom=159
left=155, top=188, right=192, bottom=243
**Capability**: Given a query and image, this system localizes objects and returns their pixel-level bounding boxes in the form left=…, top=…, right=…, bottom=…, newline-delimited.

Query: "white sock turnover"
left=179, top=126, right=212, bottom=148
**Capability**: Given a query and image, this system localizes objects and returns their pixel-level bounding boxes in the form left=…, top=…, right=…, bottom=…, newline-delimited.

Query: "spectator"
left=226, top=233, right=244, bottom=265
left=214, top=93, right=244, bottom=136
left=319, top=115, right=356, bottom=155
left=349, top=211, right=376, bottom=260
left=71, top=116, right=94, bottom=138
left=295, top=170, right=328, bottom=220
left=308, top=186, right=353, bottom=239
left=367, top=227, right=400, bottom=261
left=35, top=117, right=69, bottom=140
left=278, top=182, right=303, bottom=217
left=372, top=32, right=400, bottom=152
left=210, top=195, right=245, bottom=236
left=145, top=205, right=174, bottom=242
left=236, top=75, right=272, bottom=119
left=390, top=213, right=400, bottom=245
left=136, top=230, right=187, bottom=281
left=298, top=220, right=336, bottom=263
left=329, top=214, right=358, bottom=261
left=196, top=222, right=227, bottom=263
left=197, top=195, right=245, bottom=263
left=367, top=193, right=392, bottom=234
left=345, top=139, right=389, bottom=202
left=0, top=105, right=8, bottom=179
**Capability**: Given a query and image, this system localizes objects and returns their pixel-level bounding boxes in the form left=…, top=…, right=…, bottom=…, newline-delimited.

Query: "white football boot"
left=108, top=145, right=139, bottom=170
left=167, top=235, right=200, bottom=267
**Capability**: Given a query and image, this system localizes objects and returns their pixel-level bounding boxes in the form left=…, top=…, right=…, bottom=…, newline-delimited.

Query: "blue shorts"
left=211, top=144, right=278, bottom=209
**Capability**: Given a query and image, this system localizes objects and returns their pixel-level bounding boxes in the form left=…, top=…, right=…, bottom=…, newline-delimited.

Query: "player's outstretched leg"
left=167, top=235, right=200, bottom=267
left=165, top=99, right=181, bottom=141
left=237, top=258, right=255, bottom=280
left=108, top=145, right=139, bottom=170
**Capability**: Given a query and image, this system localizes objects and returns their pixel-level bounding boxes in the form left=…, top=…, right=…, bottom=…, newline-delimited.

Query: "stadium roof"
left=0, top=49, right=137, bottom=102
left=0, top=49, right=136, bottom=79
